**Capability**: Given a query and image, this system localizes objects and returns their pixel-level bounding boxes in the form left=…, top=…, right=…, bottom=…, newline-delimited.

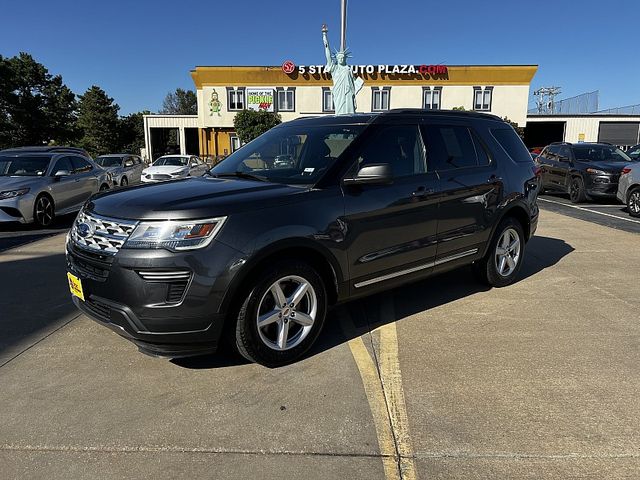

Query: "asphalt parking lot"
left=1, top=206, right=639, bottom=479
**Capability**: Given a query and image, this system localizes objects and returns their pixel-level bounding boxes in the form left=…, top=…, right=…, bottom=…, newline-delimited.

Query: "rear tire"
left=234, top=261, right=327, bottom=367
left=33, top=194, right=55, bottom=227
left=627, top=187, right=640, bottom=218
left=473, top=217, right=525, bottom=288
left=99, top=184, right=109, bottom=192
left=568, top=176, right=587, bottom=203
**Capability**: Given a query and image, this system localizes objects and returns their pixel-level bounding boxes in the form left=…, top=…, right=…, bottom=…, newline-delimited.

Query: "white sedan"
left=141, top=155, right=209, bottom=183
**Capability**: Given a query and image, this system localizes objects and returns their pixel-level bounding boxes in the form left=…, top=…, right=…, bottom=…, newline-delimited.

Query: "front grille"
left=71, top=211, right=137, bottom=255
left=152, top=174, right=171, bottom=180
left=85, top=297, right=111, bottom=321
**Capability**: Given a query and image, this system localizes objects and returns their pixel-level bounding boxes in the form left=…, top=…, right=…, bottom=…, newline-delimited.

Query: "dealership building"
left=143, top=63, right=538, bottom=161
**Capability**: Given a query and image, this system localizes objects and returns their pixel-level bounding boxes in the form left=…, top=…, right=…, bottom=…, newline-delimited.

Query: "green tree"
left=233, top=109, right=282, bottom=144
left=160, top=88, right=197, bottom=115
left=118, top=110, right=149, bottom=154
left=0, top=53, right=77, bottom=149
left=76, top=86, right=120, bottom=156
left=503, top=117, right=525, bottom=140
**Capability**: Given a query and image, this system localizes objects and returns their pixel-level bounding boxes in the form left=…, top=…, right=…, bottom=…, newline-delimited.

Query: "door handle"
left=412, top=186, right=434, bottom=198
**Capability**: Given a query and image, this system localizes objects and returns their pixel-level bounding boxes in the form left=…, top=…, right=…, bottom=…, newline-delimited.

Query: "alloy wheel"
left=35, top=196, right=54, bottom=227
left=256, top=275, right=317, bottom=351
left=569, top=178, right=580, bottom=202
left=494, top=227, right=521, bottom=277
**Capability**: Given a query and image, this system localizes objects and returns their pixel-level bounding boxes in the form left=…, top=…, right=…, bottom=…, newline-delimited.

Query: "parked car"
left=95, top=154, right=145, bottom=186
left=66, top=110, right=539, bottom=366
left=626, top=144, right=640, bottom=161
left=0, top=147, right=112, bottom=226
left=1, top=145, right=92, bottom=158
left=617, top=163, right=640, bottom=217
left=535, top=142, right=637, bottom=203
left=141, top=155, right=208, bottom=183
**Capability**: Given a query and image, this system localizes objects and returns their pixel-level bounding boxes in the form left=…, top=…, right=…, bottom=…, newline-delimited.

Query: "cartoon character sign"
left=209, top=89, right=222, bottom=116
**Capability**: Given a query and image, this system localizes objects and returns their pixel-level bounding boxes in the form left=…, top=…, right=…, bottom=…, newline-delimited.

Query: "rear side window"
left=70, top=156, right=93, bottom=173
left=423, top=125, right=482, bottom=170
left=491, top=128, right=532, bottom=163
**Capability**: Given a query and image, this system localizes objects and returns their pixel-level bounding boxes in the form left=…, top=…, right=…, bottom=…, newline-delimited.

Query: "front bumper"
left=66, top=238, right=245, bottom=357
left=0, top=193, right=36, bottom=223
left=585, top=174, right=620, bottom=197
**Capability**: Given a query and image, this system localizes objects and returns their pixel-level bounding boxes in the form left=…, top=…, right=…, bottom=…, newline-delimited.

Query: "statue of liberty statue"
left=322, top=24, right=361, bottom=115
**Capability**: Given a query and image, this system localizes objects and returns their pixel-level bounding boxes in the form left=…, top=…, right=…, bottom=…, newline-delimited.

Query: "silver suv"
left=0, top=147, right=112, bottom=226
left=618, top=163, right=640, bottom=217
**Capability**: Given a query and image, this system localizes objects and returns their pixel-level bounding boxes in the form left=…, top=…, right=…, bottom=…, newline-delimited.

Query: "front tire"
left=474, top=217, right=525, bottom=288
left=234, top=261, right=327, bottom=367
left=569, top=176, right=587, bottom=203
left=120, top=176, right=128, bottom=187
left=33, top=194, right=55, bottom=227
left=627, top=187, right=640, bottom=218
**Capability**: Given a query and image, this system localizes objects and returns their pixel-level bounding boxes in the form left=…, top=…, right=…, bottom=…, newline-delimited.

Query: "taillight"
left=621, top=167, right=632, bottom=175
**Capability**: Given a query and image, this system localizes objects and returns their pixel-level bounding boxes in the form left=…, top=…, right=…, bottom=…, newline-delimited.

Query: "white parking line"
left=539, top=198, right=640, bottom=225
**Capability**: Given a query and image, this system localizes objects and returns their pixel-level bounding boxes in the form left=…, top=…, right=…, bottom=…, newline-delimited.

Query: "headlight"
left=586, top=168, right=608, bottom=175
left=0, top=188, right=30, bottom=199
left=124, top=217, right=227, bottom=251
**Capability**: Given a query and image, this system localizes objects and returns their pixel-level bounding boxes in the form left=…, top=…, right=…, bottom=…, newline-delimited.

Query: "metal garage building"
left=524, top=115, right=640, bottom=149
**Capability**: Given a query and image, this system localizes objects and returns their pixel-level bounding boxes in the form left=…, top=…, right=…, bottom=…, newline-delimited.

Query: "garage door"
left=597, top=122, right=640, bottom=146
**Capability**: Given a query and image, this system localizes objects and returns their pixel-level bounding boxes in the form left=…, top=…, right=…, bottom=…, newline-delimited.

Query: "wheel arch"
left=481, top=202, right=531, bottom=258
left=221, top=238, right=342, bottom=317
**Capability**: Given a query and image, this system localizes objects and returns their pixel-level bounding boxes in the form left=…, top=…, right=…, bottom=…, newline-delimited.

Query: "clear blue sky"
left=2, top=0, right=638, bottom=115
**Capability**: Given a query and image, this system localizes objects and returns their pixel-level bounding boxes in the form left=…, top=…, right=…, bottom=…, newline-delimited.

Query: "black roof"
left=284, top=109, right=505, bottom=127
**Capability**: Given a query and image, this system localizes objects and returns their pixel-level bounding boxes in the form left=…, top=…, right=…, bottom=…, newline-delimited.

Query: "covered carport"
left=143, top=115, right=200, bottom=162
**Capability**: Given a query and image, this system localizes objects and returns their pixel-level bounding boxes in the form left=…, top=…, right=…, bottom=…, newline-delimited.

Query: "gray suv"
left=617, top=163, right=640, bottom=217
left=0, top=147, right=112, bottom=226
left=95, top=154, right=145, bottom=186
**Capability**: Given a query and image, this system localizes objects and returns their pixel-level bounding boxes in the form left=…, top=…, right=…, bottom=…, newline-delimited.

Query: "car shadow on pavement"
left=0, top=251, right=78, bottom=366
left=309, top=235, right=575, bottom=359
left=0, top=214, right=75, bottom=252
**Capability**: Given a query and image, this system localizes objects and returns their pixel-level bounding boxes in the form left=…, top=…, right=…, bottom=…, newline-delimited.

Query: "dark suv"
left=66, top=110, right=539, bottom=367
left=536, top=142, right=635, bottom=203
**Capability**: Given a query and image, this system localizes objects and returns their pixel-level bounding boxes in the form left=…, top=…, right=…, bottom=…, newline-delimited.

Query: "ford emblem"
left=77, top=222, right=92, bottom=238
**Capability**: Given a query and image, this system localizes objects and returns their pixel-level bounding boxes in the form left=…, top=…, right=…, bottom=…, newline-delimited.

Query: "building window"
left=372, top=87, right=390, bottom=111
left=277, top=89, right=295, bottom=112
left=423, top=87, right=442, bottom=110
left=227, top=88, right=245, bottom=111
left=473, top=86, right=493, bottom=111
left=322, top=87, right=334, bottom=112
left=230, top=135, right=241, bottom=152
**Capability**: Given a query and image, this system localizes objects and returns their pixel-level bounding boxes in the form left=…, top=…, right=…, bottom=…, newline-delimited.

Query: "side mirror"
left=190, top=161, right=199, bottom=167
left=54, top=170, right=70, bottom=178
left=124, top=160, right=134, bottom=167
left=343, top=163, right=393, bottom=186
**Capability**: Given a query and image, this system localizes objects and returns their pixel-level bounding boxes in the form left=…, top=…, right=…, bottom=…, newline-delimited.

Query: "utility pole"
left=534, top=87, right=562, bottom=114
left=340, top=0, right=347, bottom=52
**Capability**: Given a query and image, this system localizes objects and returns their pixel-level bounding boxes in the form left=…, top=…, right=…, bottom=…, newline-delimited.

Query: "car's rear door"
left=421, top=122, right=502, bottom=267
left=342, top=123, right=441, bottom=292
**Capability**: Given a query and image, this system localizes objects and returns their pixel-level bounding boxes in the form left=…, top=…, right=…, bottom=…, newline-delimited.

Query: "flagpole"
left=340, top=0, right=347, bottom=52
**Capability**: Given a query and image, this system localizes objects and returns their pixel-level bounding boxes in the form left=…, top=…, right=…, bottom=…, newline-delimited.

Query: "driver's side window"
left=53, top=157, right=74, bottom=175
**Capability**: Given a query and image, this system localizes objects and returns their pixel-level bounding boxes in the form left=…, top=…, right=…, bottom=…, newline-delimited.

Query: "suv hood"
left=86, top=176, right=309, bottom=220
left=579, top=160, right=631, bottom=172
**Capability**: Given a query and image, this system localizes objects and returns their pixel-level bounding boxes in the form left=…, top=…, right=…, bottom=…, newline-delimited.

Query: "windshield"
left=154, top=157, right=188, bottom=167
left=210, top=124, right=365, bottom=184
left=572, top=145, right=634, bottom=162
left=0, top=156, right=51, bottom=176
left=627, top=145, right=640, bottom=160
left=95, top=156, right=123, bottom=167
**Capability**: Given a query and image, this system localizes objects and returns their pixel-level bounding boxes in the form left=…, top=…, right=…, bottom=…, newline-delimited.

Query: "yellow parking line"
left=347, top=336, right=401, bottom=480
left=340, top=298, right=418, bottom=480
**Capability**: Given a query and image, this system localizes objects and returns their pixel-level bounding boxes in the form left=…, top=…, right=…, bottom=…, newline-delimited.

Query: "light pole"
left=340, top=0, right=347, bottom=52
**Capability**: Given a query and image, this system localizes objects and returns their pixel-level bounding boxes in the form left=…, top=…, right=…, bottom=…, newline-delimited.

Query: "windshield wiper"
left=211, top=171, right=268, bottom=182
